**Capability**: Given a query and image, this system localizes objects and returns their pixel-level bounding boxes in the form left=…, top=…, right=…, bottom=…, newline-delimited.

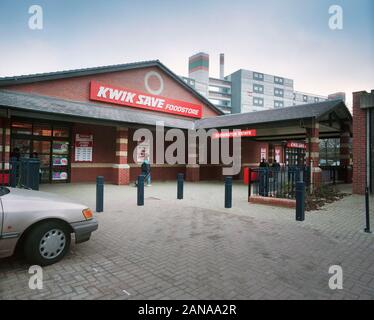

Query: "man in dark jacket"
left=259, top=158, right=269, bottom=196
left=141, top=159, right=151, bottom=186
left=259, top=158, right=268, bottom=168
left=272, top=159, right=280, bottom=169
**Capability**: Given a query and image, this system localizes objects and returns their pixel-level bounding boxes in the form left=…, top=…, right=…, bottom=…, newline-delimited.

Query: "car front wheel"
left=23, top=221, right=71, bottom=266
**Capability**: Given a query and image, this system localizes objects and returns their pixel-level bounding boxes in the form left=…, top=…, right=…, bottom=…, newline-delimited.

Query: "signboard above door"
left=286, top=141, right=306, bottom=149
left=211, top=129, right=257, bottom=139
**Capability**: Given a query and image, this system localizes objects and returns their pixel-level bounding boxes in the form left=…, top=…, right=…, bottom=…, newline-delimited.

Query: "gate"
left=0, top=158, right=40, bottom=190
left=249, top=166, right=309, bottom=199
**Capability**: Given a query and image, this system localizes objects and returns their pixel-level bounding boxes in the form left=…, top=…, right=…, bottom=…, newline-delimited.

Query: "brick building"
left=0, top=60, right=352, bottom=188
left=352, top=90, right=374, bottom=194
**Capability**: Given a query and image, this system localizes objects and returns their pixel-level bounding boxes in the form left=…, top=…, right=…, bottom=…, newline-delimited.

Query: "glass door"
left=32, top=140, right=51, bottom=183
left=11, top=139, right=31, bottom=159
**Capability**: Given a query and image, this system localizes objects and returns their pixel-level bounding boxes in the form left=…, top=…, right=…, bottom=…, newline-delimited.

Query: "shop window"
left=52, top=141, right=69, bottom=182
left=11, top=139, right=31, bottom=158
left=10, top=120, right=71, bottom=184
left=52, top=141, right=69, bottom=155
left=53, top=126, right=69, bottom=137
left=11, top=122, right=32, bottom=135
left=33, top=141, right=51, bottom=154
left=319, top=138, right=340, bottom=166
left=33, top=123, right=52, bottom=136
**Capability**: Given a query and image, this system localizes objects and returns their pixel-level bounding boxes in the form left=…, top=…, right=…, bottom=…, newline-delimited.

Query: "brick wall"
left=241, top=140, right=269, bottom=165
left=352, top=92, right=367, bottom=194
left=71, top=123, right=116, bottom=183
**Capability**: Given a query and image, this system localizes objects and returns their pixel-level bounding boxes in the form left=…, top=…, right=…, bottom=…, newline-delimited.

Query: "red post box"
left=243, top=167, right=249, bottom=185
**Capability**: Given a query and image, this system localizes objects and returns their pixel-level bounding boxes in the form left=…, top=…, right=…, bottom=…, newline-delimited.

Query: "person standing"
left=259, top=158, right=269, bottom=196
left=259, top=158, right=268, bottom=168
left=10, top=147, right=21, bottom=161
left=141, top=158, right=152, bottom=187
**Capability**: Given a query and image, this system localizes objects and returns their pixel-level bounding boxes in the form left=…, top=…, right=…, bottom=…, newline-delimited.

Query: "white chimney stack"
left=219, top=53, right=224, bottom=80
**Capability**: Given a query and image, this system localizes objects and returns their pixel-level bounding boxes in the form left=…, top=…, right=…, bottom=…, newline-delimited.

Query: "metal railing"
left=320, top=165, right=349, bottom=185
left=249, top=166, right=309, bottom=200
left=0, top=158, right=40, bottom=190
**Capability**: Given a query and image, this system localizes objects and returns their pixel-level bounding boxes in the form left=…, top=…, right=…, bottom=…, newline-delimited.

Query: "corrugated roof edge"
left=194, top=99, right=351, bottom=129
left=0, top=89, right=352, bottom=131
left=0, top=60, right=224, bottom=116
left=0, top=89, right=195, bottom=129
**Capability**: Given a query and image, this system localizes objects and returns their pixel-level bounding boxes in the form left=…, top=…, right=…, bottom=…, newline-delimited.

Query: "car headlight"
left=82, top=208, right=93, bottom=220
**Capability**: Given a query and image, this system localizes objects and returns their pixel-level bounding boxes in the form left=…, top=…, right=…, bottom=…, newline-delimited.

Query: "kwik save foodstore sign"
left=90, top=81, right=203, bottom=119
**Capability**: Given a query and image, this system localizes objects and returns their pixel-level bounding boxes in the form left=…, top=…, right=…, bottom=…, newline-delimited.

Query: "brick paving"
left=0, top=182, right=373, bottom=300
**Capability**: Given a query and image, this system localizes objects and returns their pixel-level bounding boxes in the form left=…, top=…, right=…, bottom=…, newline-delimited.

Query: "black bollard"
left=225, top=176, right=232, bottom=208
left=295, top=181, right=305, bottom=221
left=177, top=173, right=184, bottom=200
left=364, top=187, right=371, bottom=233
left=137, top=175, right=144, bottom=206
left=9, top=158, right=18, bottom=188
left=96, top=176, right=104, bottom=212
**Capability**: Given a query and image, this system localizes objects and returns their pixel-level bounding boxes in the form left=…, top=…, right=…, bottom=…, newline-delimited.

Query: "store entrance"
left=10, top=119, right=71, bottom=183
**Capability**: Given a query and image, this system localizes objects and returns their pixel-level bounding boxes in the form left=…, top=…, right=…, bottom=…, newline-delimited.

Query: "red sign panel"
left=212, top=129, right=257, bottom=139
left=75, top=134, right=93, bottom=148
left=287, top=141, right=306, bottom=149
left=90, top=81, right=203, bottom=119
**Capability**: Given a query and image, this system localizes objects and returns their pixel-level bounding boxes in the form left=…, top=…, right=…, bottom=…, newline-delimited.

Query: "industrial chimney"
left=219, top=53, right=224, bottom=80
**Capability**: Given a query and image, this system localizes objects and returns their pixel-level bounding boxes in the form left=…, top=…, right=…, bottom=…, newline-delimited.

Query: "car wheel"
left=23, top=221, right=71, bottom=266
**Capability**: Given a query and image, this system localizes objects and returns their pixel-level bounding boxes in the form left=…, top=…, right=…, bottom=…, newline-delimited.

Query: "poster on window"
left=136, top=142, right=150, bottom=163
left=52, top=171, right=68, bottom=181
left=75, top=134, right=93, bottom=162
left=275, top=148, right=281, bottom=163
left=260, top=147, right=267, bottom=161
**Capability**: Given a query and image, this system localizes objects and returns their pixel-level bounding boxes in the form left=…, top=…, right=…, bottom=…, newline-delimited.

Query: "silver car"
left=0, top=186, right=98, bottom=266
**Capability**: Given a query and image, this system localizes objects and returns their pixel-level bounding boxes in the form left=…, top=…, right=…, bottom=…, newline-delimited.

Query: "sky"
left=0, top=0, right=373, bottom=108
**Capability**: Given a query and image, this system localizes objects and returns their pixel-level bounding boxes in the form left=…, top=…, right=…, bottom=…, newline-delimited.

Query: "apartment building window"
left=253, top=97, right=264, bottom=107
left=253, top=72, right=264, bottom=81
left=274, top=100, right=284, bottom=108
left=253, top=83, right=264, bottom=94
left=274, top=88, right=284, bottom=97
left=303, top=95, right=308, bottom=102
left=274, top=76, right=284, bottom=85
